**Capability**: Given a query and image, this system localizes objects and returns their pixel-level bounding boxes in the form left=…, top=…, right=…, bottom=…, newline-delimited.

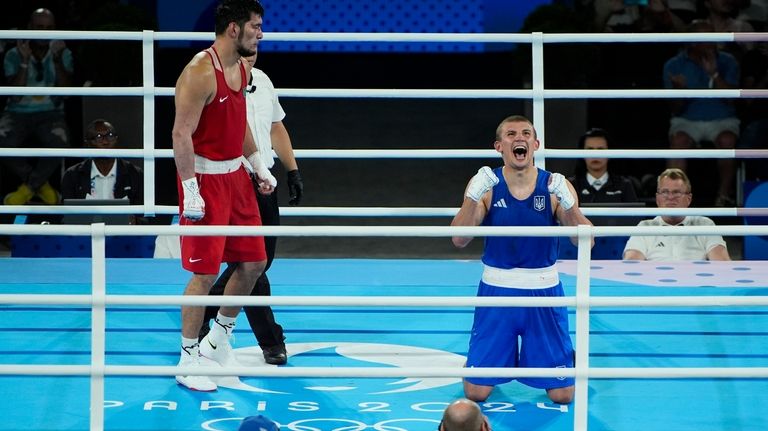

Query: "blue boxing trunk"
left=465, top=280, right=574, bottom=389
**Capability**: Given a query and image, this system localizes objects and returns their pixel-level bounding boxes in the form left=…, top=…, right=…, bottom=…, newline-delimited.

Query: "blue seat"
left=743, top=181, right=768, bottom=260
left=559, top=236, right=629, bottom=260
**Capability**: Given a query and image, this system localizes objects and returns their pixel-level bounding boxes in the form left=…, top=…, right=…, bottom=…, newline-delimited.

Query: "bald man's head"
left=29, top=8, right=56, bottom=29
left=440, top=399, right=488, bottom=431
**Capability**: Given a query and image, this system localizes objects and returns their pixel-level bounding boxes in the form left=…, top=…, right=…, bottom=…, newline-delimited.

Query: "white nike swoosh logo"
left=219, top=96, right=228, bottom=102
left=188, top=258, right=202, bottom=263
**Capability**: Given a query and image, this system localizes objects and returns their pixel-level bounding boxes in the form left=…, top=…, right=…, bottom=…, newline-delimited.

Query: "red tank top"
left=191, top=47, right=247, bottom=160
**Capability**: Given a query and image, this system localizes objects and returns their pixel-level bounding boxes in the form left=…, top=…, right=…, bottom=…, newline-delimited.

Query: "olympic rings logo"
left=203, top=417, right=440, bottom=431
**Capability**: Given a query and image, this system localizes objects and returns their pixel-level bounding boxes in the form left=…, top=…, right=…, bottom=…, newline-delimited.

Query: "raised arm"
left=451, top=167, right=498, bottom=248
left=550, top=173, right=594, bottom=247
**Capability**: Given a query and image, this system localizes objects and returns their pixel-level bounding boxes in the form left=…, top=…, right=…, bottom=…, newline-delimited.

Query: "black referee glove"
left=287, top=169, right=304, bottom=206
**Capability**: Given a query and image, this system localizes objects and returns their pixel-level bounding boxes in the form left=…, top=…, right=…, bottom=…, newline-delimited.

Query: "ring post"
left=90, top=223, right=107, bottom=431
left=575, top=224, right=593, bottom=431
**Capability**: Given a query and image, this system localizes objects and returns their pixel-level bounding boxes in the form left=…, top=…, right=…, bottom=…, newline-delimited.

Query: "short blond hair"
left=495, top=115, right=536, bottom=141
left=657, top=168, right=691, bottom=193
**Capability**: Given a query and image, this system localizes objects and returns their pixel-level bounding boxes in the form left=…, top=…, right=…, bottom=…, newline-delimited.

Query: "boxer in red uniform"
left=171, top=0, right=275, bottom=392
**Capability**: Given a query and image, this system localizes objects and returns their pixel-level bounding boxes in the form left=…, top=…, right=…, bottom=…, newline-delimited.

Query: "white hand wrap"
left=181, top=177, right=205, bottom=221
left=247, top=153, right=277, bottom=188
left=466, top=166, right=499, bottom=202
left=548, top=172, right=575, bottom=210
left=240, top=156, right=254, bottom=174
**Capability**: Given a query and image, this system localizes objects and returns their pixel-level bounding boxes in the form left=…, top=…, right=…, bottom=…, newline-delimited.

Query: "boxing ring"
left=1, top=29, right=768, bottom=431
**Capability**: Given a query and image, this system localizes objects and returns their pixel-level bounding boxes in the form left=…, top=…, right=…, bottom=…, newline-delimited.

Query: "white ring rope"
left=2, top=147, right=768, bottom=159
left=2, top=29, right=768, bottom=43
left=0, top=365, right=766, bottom=379
left=2, top=223, right=768, bottom=237
left=4, top=85, right=767, bottom=99
left=1, top=293, right=767, bottom=308
left=5, top=204, right=768, bottom=217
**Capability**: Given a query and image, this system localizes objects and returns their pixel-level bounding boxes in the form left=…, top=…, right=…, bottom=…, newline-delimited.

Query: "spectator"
left=593, top=0, right=642, bottom=32
left=667, top=0, right=699, bottom=24
left=704, top=0, right=755, bottom=62
left=61, top=119, right=143, bottom=205
left=568, top=128, right=639, bottom=204
left=736, top=0, right=768, bottom=31
left=439, top=398, right=492, bottom=431
left=639, top=0, right=688, bottom=32
left=238, top=415, right=279, bottom=431
left=663, top=19, right=740, bottom=207
left=623, top=168, right=731, bottom=260
left=593, top=0, right=686, bottom=33
left=1, top=8, right=73, bottom=206
left=738, top=42, right=768, bottom=179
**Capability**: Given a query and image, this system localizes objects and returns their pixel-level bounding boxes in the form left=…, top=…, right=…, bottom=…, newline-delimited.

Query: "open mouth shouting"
left=512, top=145, right=528, bottom=161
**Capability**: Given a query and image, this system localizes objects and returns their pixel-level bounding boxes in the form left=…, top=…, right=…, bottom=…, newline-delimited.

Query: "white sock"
left=181, top=336, right=199, bottom=358
left=211, top=313, right=237, bottom=341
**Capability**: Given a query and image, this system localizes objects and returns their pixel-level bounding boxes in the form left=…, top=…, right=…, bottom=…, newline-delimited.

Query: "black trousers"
left=203, top=181, right=284, bottom=348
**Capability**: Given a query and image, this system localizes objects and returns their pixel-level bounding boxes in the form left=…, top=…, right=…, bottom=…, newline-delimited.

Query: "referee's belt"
left=481, top=264, right=560, bottom=289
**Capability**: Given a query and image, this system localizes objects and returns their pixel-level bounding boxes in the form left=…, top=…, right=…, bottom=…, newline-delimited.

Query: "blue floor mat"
left=0, top=258, right=766, bottom=431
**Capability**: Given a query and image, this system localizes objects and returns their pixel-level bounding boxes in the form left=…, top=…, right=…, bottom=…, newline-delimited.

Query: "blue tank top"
left=481, top=167, right=559, bottom=269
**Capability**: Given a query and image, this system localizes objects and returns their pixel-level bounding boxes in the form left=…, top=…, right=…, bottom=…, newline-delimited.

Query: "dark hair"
left=688, top=18, right=713, bottom=33
left=573, top=127, right=610, bottom=176
left=85, top=118, right=115, bottom=135
left=577, top=127, right=610, bottom=149
left=215, top=0, right=264, bottom=35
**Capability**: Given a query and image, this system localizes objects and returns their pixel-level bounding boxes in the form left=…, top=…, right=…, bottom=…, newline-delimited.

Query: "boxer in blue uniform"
left=451, top=115, right=593, bottom=404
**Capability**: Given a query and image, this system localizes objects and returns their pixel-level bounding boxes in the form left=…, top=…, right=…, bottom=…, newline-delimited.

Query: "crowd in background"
left=0, top=0, right=765, bottom=239
left=520, top=0, right=766, bottom=206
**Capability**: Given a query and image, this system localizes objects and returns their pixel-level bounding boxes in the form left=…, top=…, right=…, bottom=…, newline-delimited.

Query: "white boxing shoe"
left=176, top=354, right=217, bottom=392
left=199, top=332, right=241, bottom=368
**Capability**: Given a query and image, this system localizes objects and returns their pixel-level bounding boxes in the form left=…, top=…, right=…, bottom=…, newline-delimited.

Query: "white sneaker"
left=199, top=332, right=241, bottom=368
left=175, top=354, right=217, bottom=392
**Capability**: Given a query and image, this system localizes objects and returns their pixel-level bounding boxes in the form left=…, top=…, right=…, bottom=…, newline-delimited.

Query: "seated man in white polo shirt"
left=623, top=168, right=730, bottom=261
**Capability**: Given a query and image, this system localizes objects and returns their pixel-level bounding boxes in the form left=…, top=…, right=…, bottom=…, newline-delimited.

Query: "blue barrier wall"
left=10, top=216, right=155, bottom=258
left=11, top=235, right=156, bottom=258
left=157, top=0, right=553, bottom=51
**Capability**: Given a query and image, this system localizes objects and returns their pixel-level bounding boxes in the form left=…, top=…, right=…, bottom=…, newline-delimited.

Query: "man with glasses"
left=623, top=168, right=730, bottom=260
left=1, top=7, right=73, bottom=205
left=61, top=119, right=143, bottom=205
